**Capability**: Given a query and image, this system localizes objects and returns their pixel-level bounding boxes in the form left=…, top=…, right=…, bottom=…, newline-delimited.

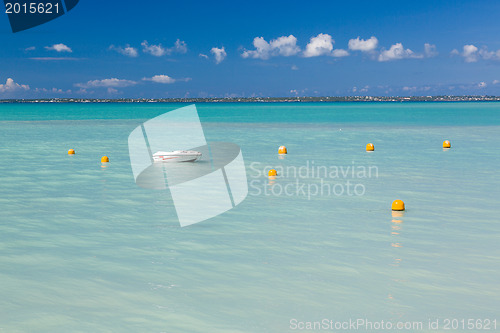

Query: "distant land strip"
left=2, top=96, right=500, bottom=103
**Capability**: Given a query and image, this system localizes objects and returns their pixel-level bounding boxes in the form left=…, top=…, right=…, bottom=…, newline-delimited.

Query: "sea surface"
left=0, top=102, right=499, bottom=332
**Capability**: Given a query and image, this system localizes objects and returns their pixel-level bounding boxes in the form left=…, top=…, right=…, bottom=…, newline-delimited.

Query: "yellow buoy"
left=366, top=143, right=374, bottom=151
left=101, top=156, right=109, bottom=163
left=443, top=140, right=451, bottom=148
left=68, top=149, right=75, bottom=155
left=391, top=200, right=405, bottom=211
left=278, top=146, right=287, bottom=154
left=268, top=169, right=277, bottom=177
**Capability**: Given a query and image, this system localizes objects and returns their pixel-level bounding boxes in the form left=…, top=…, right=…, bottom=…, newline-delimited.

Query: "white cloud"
left=45, top=43, right=72, bottom=53
left=241, top=37, right=271, bottom=59
left=241, top=35, right=300, bottom=59
left=142, top=75, right=191, bottom=84
left=141, top=39, right=188, bottom=57
left=456, top=44, right=500, bottom=62
left=450, top=49, right=460, bottom=55
left=109, top=44, right=138, bottom=57
left=348, top=36, right=378, bottom=52
left=271, top=35, right=301, bottom=56
left=332, top=49, right=349, bottom=57
left=75, top=88, right=88, bottom=94
left=143, top=75, right=176, bottom=84
left=199, top=53, right=209, bottom=59
left=402, top=86, right=417, bottom=92
left=211, top=47, right=227, bottom=64
left=291, top=65, right=299, bottom=70
left=25, top=46, right=36, bottom=51
left=493, top=80, right=499, bottom=85
left=462, top=44, right=479, bottom=62
left=141, top=41, right=167, bottom=57
left=424, top=43, right=438, bottom=57
left=29, top=57, right=78, bottom=61
left=401, top=85, right=430, bottom=93
left=107, top=88, right=119, bottom=94
left=34, top=87, right=71, bottom=94
left=0, top=78, right=30, bottom=93
left=75, top=78, right=137, bottom=88
left=378, top=43, right=421, bottom=61
left=174, top=39, right=188, bottom=54
left=478, top=47, right=500, bottom=61
left=303, top=33, right=334, bottom=57
left=357, top=85, right=370, bottom=93
left=478, top=81, right=487, bottom=88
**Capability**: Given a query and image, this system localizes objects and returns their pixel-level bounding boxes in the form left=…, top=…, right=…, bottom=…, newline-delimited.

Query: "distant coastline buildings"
left=1, top=96, right=500, bottom=103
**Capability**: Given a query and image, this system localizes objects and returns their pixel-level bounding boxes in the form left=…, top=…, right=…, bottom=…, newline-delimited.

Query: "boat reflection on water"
left=387, top=210, right=407, bottom=321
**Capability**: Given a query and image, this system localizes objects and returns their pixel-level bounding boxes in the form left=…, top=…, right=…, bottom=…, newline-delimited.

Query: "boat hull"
left=152, top=151, right=202, bottom=163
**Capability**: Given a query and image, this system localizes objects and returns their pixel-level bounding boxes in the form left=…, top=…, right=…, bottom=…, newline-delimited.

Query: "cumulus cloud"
left=174, top=39, right=188, bottom=54
left=141, top=39, right=188, bottom=56
left=241, top=37, right=271, bottom=59
left=271, top=35, right=301, bottom=56
left=348, top=36, right=378, bottom=52
left=332, top=49, right=349, bottom=57
left=352, top=86, right=370, bottom=93
left=199, top=53, right=209, bottom=59
left=478, top=48, right=500, bottom=61
left=454, top=44, right=500, bottom=62
left=34, top=87, right=71, bottom=94
left=493, top=80, right=499, bottom=85
left=300, top=33, right=348, bottom=58
left=424, top=43, right=438, bottom=57
left=303, top=33, right=334, bottom=57
left=75, top=78, right=137, bottom=88
left=241, top=35, right=300, bottom=59
left=462, top=44, right=479, bottom=62
left=143, top=75, right=176, bottom=84
left=25, top=46, right=36, bottom=51
left=478, top=81, right=487, bottom=88
left=402, top=86, right=417, bottom=92
left=141, top=41, right=167, bottom=56
left=211, top=47, right=227, bottom=64
left=45, top=43, right=72, bottom=52
left=75, top=88, right=88, bottom=94
left=0, top=78, right=30, bottom=93
left=378, top=43, right=421, bottom=61
left=142, top=75, right=191, bottom=84
left=109, top=44, right=138, bottom=57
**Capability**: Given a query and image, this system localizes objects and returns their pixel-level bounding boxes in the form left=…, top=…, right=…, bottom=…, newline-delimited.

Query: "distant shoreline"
left=1, top=96, right=500, bottom=103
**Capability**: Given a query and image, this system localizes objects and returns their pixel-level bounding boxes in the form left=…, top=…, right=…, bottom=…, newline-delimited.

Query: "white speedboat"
left=152, top=150, right=202, bottom=163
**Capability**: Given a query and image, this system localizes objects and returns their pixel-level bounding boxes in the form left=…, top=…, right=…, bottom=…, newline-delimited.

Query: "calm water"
left=0, top=103, right=499, bottom=332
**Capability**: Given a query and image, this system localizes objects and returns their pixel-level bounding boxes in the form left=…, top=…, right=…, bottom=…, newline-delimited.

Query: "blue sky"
left=2, top=0, right=500, bottom=98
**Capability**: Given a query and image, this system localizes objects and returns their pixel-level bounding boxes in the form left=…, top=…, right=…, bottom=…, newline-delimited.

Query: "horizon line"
left=2, top=95, right=500, bottom=103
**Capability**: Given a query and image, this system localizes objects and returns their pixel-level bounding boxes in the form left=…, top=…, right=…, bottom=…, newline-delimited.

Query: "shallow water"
left=0, top=103, right=499, bottom=332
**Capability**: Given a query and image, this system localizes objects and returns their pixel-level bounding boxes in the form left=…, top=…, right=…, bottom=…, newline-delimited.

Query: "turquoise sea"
left=0, top=102, right=499, bottom=332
